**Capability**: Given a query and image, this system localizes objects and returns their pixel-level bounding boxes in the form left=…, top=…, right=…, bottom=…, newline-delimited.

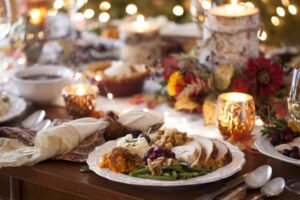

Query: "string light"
left=271, top=16, right=280, bottom=26
left=201, top=1, right=211, bottom=10
left=38, top=31, right=44, bottom=39
left=53, top=0, right=64, bottom=10
left=288, top=5, right=297, bottom=15
left=83, top=9, right=95, bottom=19
left=99, top=1, right=111, bottom=11
left=17, top=57, right=26, bottom=65
left=126, top=4, right=138, bottom=15
left=281, top=0, right=290, bottom=7
left=173, top=5, right=184, bottom=16
left=74, top=12, right=84, bottom=21
left=276, top=7, right=285, bottom=17
left=107, top=93, right=113, bottom=100
left=99, top=12, right=110, bottom=23
left=257, top=29, right=267, bottom=41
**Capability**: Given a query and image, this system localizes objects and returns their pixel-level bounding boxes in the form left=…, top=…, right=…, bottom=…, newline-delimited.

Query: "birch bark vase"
left=199, top=5, right=260, bottom=69
left=120, top=21, right=160, bottom=65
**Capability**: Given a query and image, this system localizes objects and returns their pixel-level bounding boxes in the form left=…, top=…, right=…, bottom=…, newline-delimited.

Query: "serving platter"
left=0, top=95, right=26, bottom=123
left=255, top=136, right=300, bottom=167
left=87, top=135, right=245, bottom=187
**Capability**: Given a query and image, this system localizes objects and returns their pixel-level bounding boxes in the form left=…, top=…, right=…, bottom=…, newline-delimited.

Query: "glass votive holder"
left=62, top=83, right=98, bottom=118
left=216, top=92, right=256, bottom=141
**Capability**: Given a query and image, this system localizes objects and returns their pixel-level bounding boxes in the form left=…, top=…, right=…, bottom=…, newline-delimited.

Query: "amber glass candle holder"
left=216, top=92, right=255, bottom=141
left=62, top=83, right=98, bottom=118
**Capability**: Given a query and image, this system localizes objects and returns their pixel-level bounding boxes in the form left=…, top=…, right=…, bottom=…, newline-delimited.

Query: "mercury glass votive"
left=216, top=92, right=255, bottom=140
left=62, top=83, right=98, bottom=118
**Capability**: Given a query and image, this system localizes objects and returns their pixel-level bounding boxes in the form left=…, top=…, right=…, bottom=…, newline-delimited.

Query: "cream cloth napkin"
left=117, top=110, right=163, bottom=131
left=0, top=118, right=109, bottom=168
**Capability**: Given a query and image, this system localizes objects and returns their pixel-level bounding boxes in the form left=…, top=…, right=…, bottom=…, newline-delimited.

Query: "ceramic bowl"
left=11, top=65, right=73, bottom=104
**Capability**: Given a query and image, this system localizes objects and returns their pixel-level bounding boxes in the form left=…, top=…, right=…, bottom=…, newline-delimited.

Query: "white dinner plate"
left=255, top=136, right=300, bottom=167
left=0, top=95, right=26, bottom=123
left=87, top=135, right=245, bottom=187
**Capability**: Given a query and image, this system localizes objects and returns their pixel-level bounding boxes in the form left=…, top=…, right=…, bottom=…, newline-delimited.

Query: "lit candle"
left=27, top=0, right=48, bottom=27
left=62, top=83, right=98, bottom=118
left=199, top=0, right=260, bottom=68
left=120, top=15, right=161, bottom=64
left=129, top=15, right=158, bottom=33
left=216, top=92, right=256, bottom=141
left=208, top=0, right=259, bottom=17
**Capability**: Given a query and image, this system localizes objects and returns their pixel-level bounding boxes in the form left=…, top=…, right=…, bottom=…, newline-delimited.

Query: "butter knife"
left=194, top=174, right=247, bottom=200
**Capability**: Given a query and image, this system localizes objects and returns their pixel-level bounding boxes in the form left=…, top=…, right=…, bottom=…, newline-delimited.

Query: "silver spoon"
left=252, top=177, right=285, bottom=200
left=21, top=110, right=45, bottom=129
left=220, top=165, right=272, bottom=200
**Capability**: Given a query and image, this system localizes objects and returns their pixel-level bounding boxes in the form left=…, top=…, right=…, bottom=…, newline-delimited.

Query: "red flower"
left=162, top=57, right=179, bottom=81
left=231, top=79, right=250, bottom=93
left=244, top=57, right=284, bottom=98
left=183, top=72, right=197, bottom=84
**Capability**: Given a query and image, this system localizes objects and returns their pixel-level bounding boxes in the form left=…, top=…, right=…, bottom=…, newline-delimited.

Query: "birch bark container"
left=120, top=15, right=160, bottom=65
left=199, top=3, right=260, bottom=69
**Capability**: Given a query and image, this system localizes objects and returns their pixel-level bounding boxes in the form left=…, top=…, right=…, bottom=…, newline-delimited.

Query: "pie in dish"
left=85, top=60, right=149, bottom=97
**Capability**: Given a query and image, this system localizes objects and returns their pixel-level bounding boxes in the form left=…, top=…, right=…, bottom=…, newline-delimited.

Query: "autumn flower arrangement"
left=159, top=52, right=290, bottom=125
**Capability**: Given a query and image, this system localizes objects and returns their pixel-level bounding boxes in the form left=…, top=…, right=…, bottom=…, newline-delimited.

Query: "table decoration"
left=120, top=15, right=160, bottom=65
left=157, top=53, right=290, bottom=125
left=199, top=0, right=260, bottom=68
left=216, top=92, right=255, bottom=141
left=62, top=83, right=98, bottom=118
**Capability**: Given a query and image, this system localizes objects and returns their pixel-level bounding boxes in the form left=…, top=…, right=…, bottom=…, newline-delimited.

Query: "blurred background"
left=81, top=0, right=300, bottom=46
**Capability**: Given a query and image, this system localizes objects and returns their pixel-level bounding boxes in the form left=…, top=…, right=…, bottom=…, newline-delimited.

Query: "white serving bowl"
left=11, top=65, right=73, bottom=104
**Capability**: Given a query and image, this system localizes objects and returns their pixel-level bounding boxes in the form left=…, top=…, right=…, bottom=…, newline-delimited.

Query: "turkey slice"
left=196, top=137, right=218, bottom=168
left=172, top=141, right=200, bottom=164
left=213, top=140, right=232, bottom=169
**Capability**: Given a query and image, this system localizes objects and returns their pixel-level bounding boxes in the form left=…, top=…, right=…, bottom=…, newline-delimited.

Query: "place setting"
left=0, top=0, right=300, bottom=199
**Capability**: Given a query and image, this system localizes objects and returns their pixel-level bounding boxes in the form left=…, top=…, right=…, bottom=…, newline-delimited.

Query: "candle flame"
left=76, top=85, right=86, bottom=96
left=231, top=0, right=238, bottom=5
left=29, top=7, right=47, bottom=26
left=136, top=14, right=145, bottom=24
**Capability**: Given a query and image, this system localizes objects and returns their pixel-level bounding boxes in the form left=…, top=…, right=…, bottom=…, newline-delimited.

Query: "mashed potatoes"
left=117, top=134, right=150, bottom=158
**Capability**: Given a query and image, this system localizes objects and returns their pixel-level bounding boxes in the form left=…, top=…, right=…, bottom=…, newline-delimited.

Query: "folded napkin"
left=0, top=118, right=109, bottom=168
left=117, top=110, right=163, bottom=131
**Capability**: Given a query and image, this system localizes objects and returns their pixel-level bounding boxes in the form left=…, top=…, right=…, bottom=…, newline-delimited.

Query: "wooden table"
left=0, top=106, right=299, bottom=200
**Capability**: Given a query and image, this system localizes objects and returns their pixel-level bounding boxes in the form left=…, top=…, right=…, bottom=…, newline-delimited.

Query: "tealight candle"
left=120, top=15, right=160, bottom=65
left=62, top=83, right=98, bottom=118
left=27, top=0, right=48, bottom=27
left=199, top=0, right=260, bottom=68
left=209, top=0, right=258, bottom=17
left=216, top=92, right=255, bottom=141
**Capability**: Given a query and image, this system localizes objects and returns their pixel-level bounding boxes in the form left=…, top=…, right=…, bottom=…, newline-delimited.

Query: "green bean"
left=172, top=170, right=178, bottom=178
left=178, top=172, right=199, bottom=177
left=180, top=162, right=189, bottom=166
left=162, top=165, right=184, bottom=172
left=135, top=174, right=177, bottom=181
left=163, top=172, right=171, bottom=176
left=186, top=166, right=213, bottom=173
left=129, top=167, right=149, bottom=176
